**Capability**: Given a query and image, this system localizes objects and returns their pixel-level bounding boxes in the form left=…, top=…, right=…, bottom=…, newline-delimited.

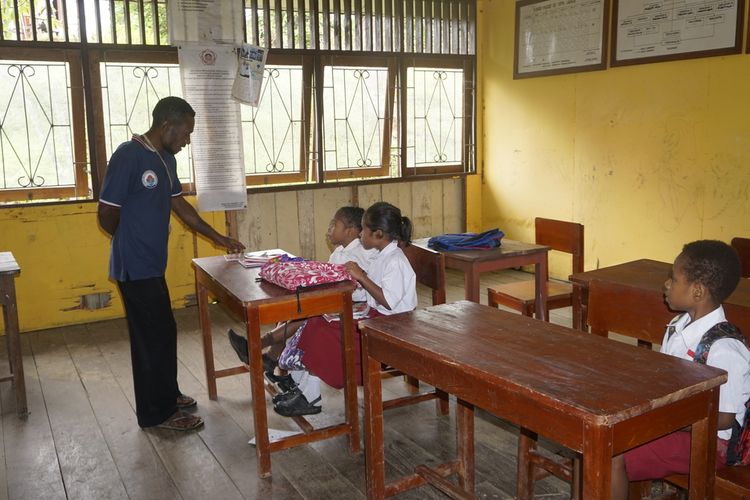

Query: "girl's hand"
left=345, top=261, right=366, bottom=281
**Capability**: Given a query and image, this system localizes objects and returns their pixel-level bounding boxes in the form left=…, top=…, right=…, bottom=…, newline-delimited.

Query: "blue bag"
left=427, top=228, right=504, bottom=251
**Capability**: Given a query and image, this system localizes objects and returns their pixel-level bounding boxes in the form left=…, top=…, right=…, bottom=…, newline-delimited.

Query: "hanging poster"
left=179, top=43, right=247, bottom=212
left=515, top=0, right=609, bottom=78
left=612, top=0, right=742, bottom=66
left=168, top=0, right=244, bottom=44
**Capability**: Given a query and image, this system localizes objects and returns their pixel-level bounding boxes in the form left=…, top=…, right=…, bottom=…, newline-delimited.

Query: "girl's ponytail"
left=400, top=216, right=413, bottom=245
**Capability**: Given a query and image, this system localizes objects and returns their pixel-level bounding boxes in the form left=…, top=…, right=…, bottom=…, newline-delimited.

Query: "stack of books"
left=225, top=249, right=287, bottom=268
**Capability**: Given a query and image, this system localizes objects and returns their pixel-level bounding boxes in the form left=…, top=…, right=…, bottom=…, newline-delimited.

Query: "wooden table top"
left=360, top=301, right=726, bottom=426
left=412, top=238, right=549, bottom=263
left=192, top=255, right=356, bottom=306
left=569, top=258, right=750, bottom=308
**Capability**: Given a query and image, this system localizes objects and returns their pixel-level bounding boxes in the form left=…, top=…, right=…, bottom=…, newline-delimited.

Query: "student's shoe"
left=264, top=372, right=297, bottom=393
left=273, top=393, right=322, bottom=417
left=228, top=328, right=249, bottom=364
left=272, top=386, right=301, bottom=404
left=227, top=329, right=277, bottom=373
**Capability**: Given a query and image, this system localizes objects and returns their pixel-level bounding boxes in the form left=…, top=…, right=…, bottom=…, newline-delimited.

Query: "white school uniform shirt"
left=329, top=238, right=377, bottom=302
left=661, top=306, right=750, bottom=440
left=365, top=240, right=417, bottom=315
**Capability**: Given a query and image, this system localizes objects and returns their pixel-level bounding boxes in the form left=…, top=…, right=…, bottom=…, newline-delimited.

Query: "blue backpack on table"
left=427, top=228, right=504, bottom=251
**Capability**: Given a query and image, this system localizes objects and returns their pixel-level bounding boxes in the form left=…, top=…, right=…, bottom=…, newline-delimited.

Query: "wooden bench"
left=586, top=279, right=750, bottom=499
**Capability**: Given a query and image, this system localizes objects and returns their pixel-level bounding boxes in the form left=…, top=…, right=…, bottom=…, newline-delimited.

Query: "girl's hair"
left=335, top=206, right=365, bottom=231
left=363, top=202, right=412, bottom=244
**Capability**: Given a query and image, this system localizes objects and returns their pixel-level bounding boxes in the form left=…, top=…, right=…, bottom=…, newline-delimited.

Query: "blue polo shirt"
left=99, top=136, right=183, bottom=281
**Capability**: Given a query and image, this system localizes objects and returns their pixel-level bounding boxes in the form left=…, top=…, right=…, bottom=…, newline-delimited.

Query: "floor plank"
left=64, top=324, right=182, bottom=500
left=30, top=326, right=129, bottom=500
left=2, top=335, right=66, bottom=500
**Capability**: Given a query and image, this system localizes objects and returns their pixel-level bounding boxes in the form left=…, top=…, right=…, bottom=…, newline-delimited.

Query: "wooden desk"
left=360, top=301, right=725, bottom=499
left=192, top=255, right=359, bottom=478
left=414, top=238, right=550, bottom=319
left=570, top=259, right=750, bottom=334
left=0, top=252, right=25, bottom=417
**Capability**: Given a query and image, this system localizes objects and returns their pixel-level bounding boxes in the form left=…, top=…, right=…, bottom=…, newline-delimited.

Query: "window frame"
left=401, top=55, right=474, bottom=178
left=0, top=46, right=88, bottom=204
left=317, top=54, right=396, bottom=182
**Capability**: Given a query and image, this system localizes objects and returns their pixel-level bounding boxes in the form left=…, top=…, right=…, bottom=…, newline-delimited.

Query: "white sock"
left=290, top=370, right=321, bottom=406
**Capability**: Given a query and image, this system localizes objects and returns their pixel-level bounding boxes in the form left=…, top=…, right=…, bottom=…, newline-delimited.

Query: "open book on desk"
left=225, top=249, right=288, bottom=268
left=323, top=302, right=370, bottom=322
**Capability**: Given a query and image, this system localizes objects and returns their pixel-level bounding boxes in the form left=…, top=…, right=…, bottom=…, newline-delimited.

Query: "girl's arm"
left=345, top=262, right=391, bottom=310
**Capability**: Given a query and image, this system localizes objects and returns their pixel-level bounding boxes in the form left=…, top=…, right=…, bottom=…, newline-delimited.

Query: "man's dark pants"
left=118, top=277, right=179, bottom=427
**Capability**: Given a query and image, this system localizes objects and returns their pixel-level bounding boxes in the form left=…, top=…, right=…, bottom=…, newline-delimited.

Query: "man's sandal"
left=156, top=410, right=204, bottom=431
left=176, top=394, right=197, bottom=409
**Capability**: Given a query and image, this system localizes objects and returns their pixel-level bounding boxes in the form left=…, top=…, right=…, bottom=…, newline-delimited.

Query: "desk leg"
left=516, top=427, right=537, bottom=500
left=363, top=342, right=385, bottom=500
left=582, top=423, right=613, bottom=499
left=196, top=282, right=218, bottom=400
left=689, top=389, right=718, bottom=499
left=247, top=307, right=273, bottom=478
left=341, top=293, right=360, bottom=453
left=572, top=284, right=587, bottom=331
left=456, top=398, right=475, bottom=493
left=2, top=277, right=26, bottom=416
left=464, top=267, right=480, bottom=303
left=534, top=256, right=549, bottom=321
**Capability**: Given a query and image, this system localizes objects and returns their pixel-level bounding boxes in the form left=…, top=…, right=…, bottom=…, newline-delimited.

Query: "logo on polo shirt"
left=142, top=170, right=158, bottom=189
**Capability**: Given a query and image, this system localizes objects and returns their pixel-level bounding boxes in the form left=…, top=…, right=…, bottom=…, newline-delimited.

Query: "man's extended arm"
left=98, top=203, right=121, bottom=236
left=171, top=196, right=245, bottom=253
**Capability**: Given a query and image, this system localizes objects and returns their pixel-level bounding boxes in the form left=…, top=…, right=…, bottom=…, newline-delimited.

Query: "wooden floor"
left=0, top=269, right=577, bottom=500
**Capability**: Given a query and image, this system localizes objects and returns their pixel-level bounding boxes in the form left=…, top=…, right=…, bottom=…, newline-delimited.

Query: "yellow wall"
left=477, top=0, right=750, bottom=276
left=0, top=198, right=225, bottom=333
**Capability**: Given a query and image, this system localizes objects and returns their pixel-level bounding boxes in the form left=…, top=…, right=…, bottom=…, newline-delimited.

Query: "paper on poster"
left=231, top=44, right=268, bottom=107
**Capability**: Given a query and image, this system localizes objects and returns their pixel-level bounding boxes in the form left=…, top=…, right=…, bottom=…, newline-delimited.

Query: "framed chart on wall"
left=514, top=0, right=609, bottom=79
left=612, top=0, right=743, bottom=66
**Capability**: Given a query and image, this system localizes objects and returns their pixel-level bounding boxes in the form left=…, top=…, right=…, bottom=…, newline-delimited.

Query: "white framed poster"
left=515, top=0, right=609, bottom=79
left=612, top=0, right=743, bottom=66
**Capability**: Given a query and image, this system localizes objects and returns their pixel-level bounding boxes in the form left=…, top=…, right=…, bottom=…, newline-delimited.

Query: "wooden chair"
left=731, top=237, right=750, bottom=279
left=380, top=243, right=449, bottom=415
left=488, top=218, right=584, bottom=320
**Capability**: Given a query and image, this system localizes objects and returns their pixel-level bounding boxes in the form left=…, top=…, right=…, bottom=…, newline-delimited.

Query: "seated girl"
left=274, top=201, right=417, bottom=417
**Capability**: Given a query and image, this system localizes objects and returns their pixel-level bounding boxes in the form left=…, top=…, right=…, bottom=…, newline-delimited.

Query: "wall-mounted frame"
left=612, top=0, right=743, bottom=66
left=514, top=0, right=609, bottom=79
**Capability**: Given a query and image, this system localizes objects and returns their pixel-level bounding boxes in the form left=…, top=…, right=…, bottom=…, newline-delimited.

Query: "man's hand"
left=216, top=235, right=245, bottom=254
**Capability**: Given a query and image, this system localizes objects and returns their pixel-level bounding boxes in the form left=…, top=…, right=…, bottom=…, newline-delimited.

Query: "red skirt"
left=297, top=310, right=384, bottom=389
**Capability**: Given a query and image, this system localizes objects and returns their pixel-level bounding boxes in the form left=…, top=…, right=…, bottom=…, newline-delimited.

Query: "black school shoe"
left=272, top=386, right=301, bottom=404
left=227, top=329, right=277, bottom=373
left=273, top=393, right=322, bottom=417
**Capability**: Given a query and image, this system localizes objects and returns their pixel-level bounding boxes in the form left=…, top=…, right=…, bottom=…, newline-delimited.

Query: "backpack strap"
left=692, top=322, right=746, bottom=365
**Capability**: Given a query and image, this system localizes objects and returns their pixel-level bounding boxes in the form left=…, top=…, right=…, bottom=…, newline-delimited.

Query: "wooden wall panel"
left=357, top=184, right=383, bottom=210
left=442, top=177, right=463, bottom=232
left=275, top=191, right=302, bottom=257
left=238, top=192, right=279, bottom=252
left=297, top=189, right=316, bottom=259
left=236, top=179, right=464, bottom=260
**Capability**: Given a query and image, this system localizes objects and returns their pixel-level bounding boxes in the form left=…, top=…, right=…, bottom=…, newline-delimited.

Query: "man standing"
left=98, top=96, right=245, bottom=431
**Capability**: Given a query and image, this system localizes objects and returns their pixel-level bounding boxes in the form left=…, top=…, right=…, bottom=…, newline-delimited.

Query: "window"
left=321, top=57, right=395, bottom=180
left=0, top=0, right=476, bottom=205
left=0, top=48, right=87, bottom=203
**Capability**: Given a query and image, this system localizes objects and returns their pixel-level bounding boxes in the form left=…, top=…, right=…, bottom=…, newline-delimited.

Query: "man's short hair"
left=681, top=240, right=741, bottom=303
left=152, top=97, right=195, bottom=128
